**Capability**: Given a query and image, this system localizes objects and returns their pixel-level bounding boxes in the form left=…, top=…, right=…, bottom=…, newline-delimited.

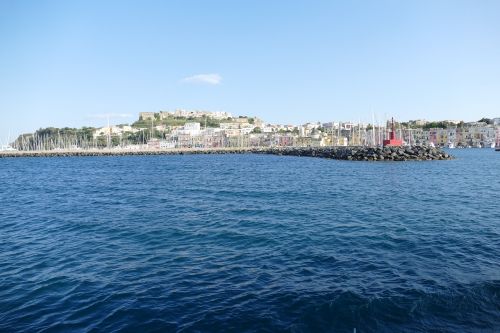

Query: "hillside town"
left=6, top=109, right=500, bottom=151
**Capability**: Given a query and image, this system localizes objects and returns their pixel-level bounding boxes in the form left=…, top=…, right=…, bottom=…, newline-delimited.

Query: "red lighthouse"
left=383, top=117, right=403, bottom=147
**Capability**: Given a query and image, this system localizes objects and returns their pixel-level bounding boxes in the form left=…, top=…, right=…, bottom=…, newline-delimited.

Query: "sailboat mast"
left=372, top=113, right=375, bottom=147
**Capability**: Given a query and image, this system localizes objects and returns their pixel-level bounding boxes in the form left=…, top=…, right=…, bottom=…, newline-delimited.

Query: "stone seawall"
left=0, top=146, right=452, bottom=161
left=260, top=146, right=452, bottom=161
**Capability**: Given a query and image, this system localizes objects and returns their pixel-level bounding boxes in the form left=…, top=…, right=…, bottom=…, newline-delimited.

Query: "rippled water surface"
left=1, top=149, right=499, bottom=332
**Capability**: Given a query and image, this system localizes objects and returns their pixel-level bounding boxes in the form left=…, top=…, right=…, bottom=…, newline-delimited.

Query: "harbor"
left=2, top=1, right=500, bottom=331
left=0, top=119, right=454, bottom=161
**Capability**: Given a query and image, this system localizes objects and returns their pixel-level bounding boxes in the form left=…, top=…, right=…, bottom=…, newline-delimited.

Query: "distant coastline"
left=6, top=113, right=499, bottom=152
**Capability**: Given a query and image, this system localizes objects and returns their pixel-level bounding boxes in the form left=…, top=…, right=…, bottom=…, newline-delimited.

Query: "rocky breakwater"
left=259, top=145, right=452, bottom=161
left=0, top=145, right=452, bottom=161
left=0, top=148, right=256, bottom=158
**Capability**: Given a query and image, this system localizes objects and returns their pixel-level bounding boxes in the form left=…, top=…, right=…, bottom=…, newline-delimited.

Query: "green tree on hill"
left=478, top=118, right=492, bottom=124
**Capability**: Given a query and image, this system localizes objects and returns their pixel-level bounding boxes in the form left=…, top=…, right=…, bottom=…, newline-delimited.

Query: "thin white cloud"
left=86, top=113, right=133, bottom=119
left=181, top=73, right=222, bottom=85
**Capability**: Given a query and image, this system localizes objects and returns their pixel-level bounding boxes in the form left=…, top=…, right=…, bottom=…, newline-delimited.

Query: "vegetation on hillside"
left=477, top=118, right=493, bottom=125
left=399, top=120, right=466, bottom=129
left=13, top=127, right=98, bottom=150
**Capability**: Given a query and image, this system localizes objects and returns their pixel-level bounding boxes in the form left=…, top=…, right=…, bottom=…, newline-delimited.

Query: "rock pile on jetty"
left=0, top=145, right=452, bottom=161
left=261, top=145, right=452, bottom=161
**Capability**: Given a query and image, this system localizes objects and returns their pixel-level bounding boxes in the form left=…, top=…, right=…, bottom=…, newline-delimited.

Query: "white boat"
left=447, top=142, right=455, bottom=149
left=0, top=145, right=17, bottom=152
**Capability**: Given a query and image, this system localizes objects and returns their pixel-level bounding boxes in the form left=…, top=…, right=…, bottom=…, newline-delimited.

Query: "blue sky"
left=1, top=0, right=499, bottom=139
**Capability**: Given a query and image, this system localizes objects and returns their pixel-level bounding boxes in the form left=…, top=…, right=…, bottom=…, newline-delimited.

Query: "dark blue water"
left=0, top=149, right=499, bottom=332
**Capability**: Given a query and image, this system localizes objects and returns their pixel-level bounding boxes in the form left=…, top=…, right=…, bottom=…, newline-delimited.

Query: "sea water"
left=0, top=149, right=499, bottom=332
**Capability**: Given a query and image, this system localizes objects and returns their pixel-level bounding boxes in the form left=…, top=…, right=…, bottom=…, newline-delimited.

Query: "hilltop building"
left=164, top=109, right=232, bottom=119
left=139, top=112, right=156, bottom=121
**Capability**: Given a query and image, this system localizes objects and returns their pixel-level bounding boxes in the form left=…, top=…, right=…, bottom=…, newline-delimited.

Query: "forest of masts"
left=7, top=123, right=419, bottom=152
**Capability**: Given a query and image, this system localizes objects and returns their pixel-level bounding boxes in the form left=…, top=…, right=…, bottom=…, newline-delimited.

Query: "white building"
left=173, top=122, right=201, bottom=136
left=160, top=140, right=176, bottom=149
left=171, top=109, right=232, bottom=119
left=220, top=122, right=240, bottom=130
left=184, top=122, right=200, bottom=132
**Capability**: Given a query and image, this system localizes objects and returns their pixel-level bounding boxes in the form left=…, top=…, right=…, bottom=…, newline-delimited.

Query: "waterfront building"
left=294, top=136, right=312, bottom=147
left=160, top=140, right=175, bottom=149
left=201, top=129, right=224, bottom=148
left=458, top=127, right=471, bottom=147
left=147, top=138, right=160, bottom=149
left=446, top=128, right=456, bottom=145
left=176, top=133, right=194, bottom=148
left=479, top=126, right=496, bottom=147
left=273, top=134, right=295, bottom=147
left=496, top=127, right=500, bottom=149
left=146, top=139, right=176, bottom=149
left=338, top=137, right=348, bottom=146
left=436, top=128, right=448, bottom=146
left=419, top=129, right=430, bottom=145
left=428, top=129, right=438, bottom=146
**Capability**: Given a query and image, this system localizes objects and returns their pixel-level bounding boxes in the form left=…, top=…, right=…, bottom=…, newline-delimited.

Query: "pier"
left=0, top=146, right=452, bottom=161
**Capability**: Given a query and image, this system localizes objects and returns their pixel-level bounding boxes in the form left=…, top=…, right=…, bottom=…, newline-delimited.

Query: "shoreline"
left=0, top=146, right=452, bottom=161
